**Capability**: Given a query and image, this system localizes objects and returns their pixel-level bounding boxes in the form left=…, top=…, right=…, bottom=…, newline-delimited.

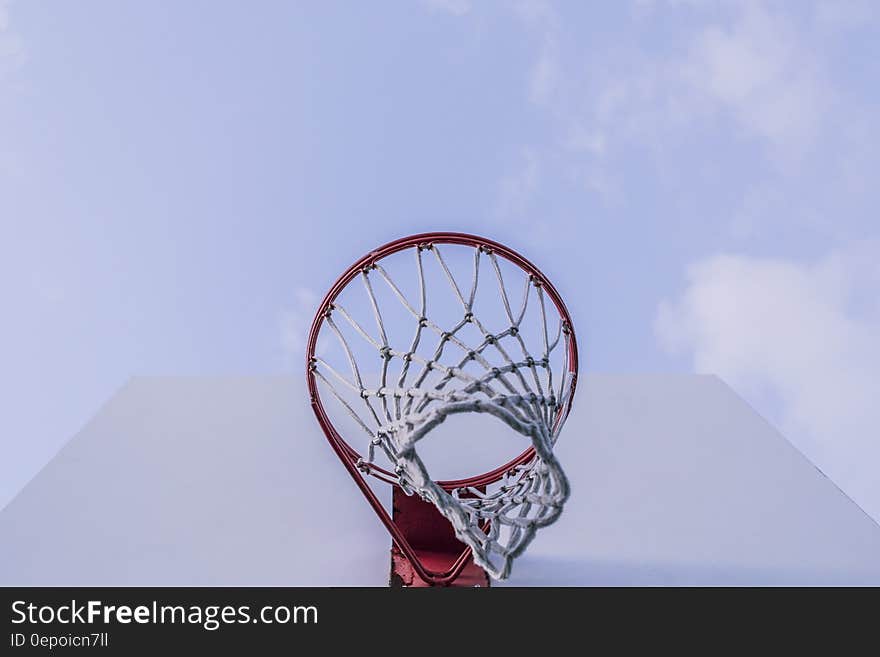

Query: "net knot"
left=379, top=346, right=392, bottom=361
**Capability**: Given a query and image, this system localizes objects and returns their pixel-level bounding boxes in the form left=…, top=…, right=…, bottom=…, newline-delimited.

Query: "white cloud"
left=680, top=2, right=829, bottom=163
left=583, top=167, right=621, bottom=206
left=515, top=1, right=836, bottom=183
left=0, top=0, right=10, bottom=32
left=495, top=149, right=540, bottom=219
left=503, top=0, right=880, bottom=238
left=656, top=244, right=880, bottom=521
left=421, top=0, right=471, bottom=17
left=280, top=287, right=320, bottom=366
left=814, top=0, right=879, bottom=30
left=0, top=0, right=24, bottom=180
left=515, top=0, right=562, bottom=107
left=0, top=0, right=24, bottom=76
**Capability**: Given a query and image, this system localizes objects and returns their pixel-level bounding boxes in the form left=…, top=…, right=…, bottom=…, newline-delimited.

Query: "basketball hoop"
left=306, top=232, right=578, bottom=584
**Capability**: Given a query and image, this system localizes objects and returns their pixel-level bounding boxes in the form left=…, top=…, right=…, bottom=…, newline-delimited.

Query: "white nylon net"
left=310, top=241, right=574, bottom=579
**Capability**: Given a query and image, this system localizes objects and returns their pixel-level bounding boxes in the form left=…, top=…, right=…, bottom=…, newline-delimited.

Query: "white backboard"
left=2, top=374, right=879, bottom=585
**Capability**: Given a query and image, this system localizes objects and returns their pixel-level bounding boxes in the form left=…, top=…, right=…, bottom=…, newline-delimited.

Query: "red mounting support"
left=389, top=487, right=490, bottom=587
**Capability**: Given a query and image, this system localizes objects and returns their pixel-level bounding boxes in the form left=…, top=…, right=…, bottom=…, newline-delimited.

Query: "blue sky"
left=2, top=1, right=878, bottom=520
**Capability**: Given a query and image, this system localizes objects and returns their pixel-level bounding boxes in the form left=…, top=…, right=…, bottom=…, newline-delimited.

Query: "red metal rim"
left=306, top=231, right=579, bottom=490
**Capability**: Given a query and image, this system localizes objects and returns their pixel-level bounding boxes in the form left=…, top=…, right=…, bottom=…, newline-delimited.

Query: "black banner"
left=0, top=587, right=871, bottom=652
